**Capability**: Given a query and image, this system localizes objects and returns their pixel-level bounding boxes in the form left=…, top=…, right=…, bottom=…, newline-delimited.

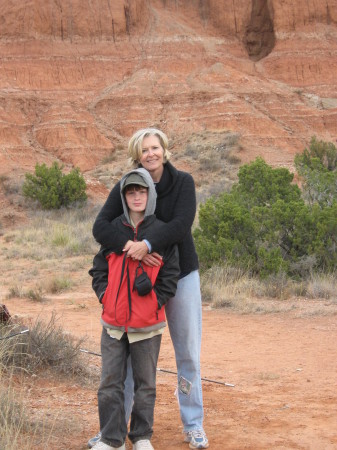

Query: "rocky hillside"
left=0, top=0, right=336, bottom=224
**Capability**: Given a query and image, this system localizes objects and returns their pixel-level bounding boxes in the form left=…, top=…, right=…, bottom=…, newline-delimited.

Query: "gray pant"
left=98, top=328, right=161, bottom=447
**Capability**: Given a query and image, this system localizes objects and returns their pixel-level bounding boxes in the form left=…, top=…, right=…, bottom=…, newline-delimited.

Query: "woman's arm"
left=147, top=173, right=196, bottom=251
left=92, top=181, right=126, bottom=250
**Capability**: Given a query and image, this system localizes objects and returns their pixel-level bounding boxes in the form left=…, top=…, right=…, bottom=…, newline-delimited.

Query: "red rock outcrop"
left=0, top=0, right=336, bottom=219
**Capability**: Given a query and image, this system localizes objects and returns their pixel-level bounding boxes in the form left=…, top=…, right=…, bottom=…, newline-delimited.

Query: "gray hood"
left=120, top=168, right=157, bottom=224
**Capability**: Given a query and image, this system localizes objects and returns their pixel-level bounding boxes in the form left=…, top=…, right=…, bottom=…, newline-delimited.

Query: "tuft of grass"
left=261, top=273, right=291, bottom=300
left=6, top=284, right=46, bottom=302
left=199, top=155, right=220, bottom=172
left=26, top=286, right=46, bottom=302
left=101, top=152, right=117, bottom=164
left=201, top=265, right=261, bottom=311
left=226, top=150, right=241, bottom=165
left=0, top=326, right=70, bottom=450
left=257, top=372, right=280, bottom=381
left=200, top=265, right=337, bottom=313
left=0, top=176, right=22, bottom=196
left=1, top=313, right=87, bottom=376
left=0, top=384, right=36, bottom=450
left=0, top=329, right=35, bottom=450
left=305, top=273, right=337, bottom=300
left=6, top=285, right=24, bottom=299
left=43, top=276, right=73, bottom=294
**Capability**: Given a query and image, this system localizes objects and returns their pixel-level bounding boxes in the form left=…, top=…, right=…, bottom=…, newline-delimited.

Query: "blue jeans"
left=165, top=270, right=204, bottom=432
left=98, top=329, right=161, bottom=446
left=123, top=270, right=204, bottom=432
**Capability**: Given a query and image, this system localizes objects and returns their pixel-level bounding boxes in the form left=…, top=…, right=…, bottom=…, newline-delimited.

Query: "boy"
left=89, top=168, right=179, bottom=450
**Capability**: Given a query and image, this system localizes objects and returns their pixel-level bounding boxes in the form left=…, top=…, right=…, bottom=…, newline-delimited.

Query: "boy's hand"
left=142, top=252, right=162, bottom=267
left=123, top=241, right=162, bottom=266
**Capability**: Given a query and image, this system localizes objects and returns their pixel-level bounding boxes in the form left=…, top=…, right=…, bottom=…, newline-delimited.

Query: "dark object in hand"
left=133, top=263, right=153, bottom=296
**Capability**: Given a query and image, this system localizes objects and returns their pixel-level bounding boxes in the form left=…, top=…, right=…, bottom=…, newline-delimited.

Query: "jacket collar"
left=155, top=161, right=178, bottom=199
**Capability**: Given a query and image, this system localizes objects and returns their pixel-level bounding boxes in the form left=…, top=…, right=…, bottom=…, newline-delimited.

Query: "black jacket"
left=93, top=162, right=199, bottom=275
left=89, top=214, right=180, bottom=308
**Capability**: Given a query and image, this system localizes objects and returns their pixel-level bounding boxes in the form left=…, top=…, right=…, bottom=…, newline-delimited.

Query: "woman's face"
left=139, top=135, right=164, bottom=180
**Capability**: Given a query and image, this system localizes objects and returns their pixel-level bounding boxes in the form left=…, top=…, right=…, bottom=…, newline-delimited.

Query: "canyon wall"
left=0, top=0, right=336, bottom=221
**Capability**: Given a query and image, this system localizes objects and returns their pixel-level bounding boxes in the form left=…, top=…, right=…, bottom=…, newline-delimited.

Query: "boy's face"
left=124, top=185, right=148, bottom=213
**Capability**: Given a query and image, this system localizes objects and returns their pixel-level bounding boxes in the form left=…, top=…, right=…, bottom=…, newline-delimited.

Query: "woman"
left=90, top=128, right=209, bottom=450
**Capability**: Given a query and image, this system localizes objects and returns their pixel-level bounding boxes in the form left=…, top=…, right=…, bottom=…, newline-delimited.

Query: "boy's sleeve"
left=88, top=248, right=109, bottom=302
left=153, top=244, right=180, bottom=309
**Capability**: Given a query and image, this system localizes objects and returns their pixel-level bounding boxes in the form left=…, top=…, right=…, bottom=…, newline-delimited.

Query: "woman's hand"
left=123, top=240, right=149, bottom=261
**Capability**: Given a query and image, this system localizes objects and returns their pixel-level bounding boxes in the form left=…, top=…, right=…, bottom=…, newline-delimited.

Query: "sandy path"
left=4, top=294, right=337, bottom=450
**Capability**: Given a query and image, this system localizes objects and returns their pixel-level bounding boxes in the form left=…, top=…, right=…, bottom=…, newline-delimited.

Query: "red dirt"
left=5, top=294, right=337, bottom=450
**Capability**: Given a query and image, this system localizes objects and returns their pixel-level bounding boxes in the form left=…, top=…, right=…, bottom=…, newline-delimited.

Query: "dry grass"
left=6, top=276, right=73, bottom=303
left=6, top=285, right=46, bottom=302
left=0, top=383, right=37, bottom=450
left=1, top=314, right=88, bottom=376
left=0, top=205, right=99, bottom=302
left=0, top=330, right=41, bottom=449
left=43, top=275, right=73, bottom=294
left=305, top=273, right=337, bottom=300
left=3, top=205, right=99, bottom=261
left=176, top=130, right=242, bottom=203
left=200, top=265, right=337, bottom=314
left=0, top=312, right=94, bottom=449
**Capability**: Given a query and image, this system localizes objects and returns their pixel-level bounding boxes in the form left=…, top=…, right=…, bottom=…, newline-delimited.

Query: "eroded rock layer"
left=0, top=0, right=336, bottom=184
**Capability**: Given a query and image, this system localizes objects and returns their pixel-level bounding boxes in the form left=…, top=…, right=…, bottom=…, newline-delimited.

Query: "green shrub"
left=233, top=157, right=302, bottom=207
left=194, top=152, right=337, bottom=277
left=194, top=193, right=257, bottom=270
left=294, top=136, right=337, bottom=207
left=310, top=202, right=337, bottom=271
left=22, top=162, right=87, bottom=209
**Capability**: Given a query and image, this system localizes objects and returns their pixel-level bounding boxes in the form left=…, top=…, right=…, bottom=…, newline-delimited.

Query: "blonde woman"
left=90, top=128, right=209, bottom=449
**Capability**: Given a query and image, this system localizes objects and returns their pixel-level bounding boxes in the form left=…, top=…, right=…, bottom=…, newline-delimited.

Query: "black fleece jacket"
left=92, top=162, right=199, bottom=275
left=89, top=214, right=180, bottom=308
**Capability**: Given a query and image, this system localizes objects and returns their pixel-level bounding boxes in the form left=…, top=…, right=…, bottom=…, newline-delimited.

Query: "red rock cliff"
left=0, top=0, right=336, bottom=186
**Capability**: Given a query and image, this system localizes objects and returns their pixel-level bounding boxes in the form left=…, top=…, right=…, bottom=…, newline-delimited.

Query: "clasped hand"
left=123, top=240, right=162, bottom=267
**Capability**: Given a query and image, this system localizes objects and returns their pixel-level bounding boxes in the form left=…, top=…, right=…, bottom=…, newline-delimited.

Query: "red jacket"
left=101, top=253, right=165, bottom=332
left=90, top=212, right=180, bottom=333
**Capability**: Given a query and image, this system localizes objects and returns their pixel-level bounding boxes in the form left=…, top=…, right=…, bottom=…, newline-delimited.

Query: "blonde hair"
left=128, top=128, right=171, bottom=167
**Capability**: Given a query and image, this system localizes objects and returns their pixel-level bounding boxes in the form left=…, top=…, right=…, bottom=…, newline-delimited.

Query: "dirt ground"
left=4, top=291, right=337, bottom=450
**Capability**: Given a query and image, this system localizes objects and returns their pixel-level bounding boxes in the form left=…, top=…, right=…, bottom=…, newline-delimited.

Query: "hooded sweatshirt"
left=90, top=168, right=179, bottom=334
left=119, top=168, right=157, bottom=224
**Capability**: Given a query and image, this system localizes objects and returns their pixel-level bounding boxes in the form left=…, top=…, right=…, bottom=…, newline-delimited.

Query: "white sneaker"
left=92, top=441, right=126, bottom=450
left=88, top=432, right=102, bottom=448
left=132, top=440, right=154, bottom=450
left=184, top=430, right=209, bottom=449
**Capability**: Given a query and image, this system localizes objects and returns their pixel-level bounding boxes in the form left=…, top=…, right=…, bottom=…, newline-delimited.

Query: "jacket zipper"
left=123, top=220, right=144, bottom=242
